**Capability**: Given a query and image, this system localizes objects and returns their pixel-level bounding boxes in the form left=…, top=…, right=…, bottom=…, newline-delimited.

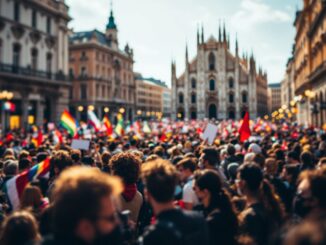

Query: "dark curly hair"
left=109, top=152, right=141, bottom=184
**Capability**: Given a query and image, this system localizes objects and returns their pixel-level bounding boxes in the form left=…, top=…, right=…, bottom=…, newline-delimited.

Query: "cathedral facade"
left=171, top=26, right=268, bottom=120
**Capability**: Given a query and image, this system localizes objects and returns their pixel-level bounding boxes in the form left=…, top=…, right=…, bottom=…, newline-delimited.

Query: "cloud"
left=230, top=0, right=291, bottom=31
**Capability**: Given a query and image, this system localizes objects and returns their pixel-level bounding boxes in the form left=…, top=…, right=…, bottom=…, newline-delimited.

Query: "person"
left=176, top=157, right=199, bottom=210
left=293, top=166, right=326, bottom=218
left=109, top=152, right=143, bottom=224
left=199, top=147, right=226, bottom=181
left=237, top=162, right=285, bottom=245
left=194, top=170, right=239, bottom=245
left=41, top=166, right=123, bottom=245
left=0, top=210, right=41, bottom=245
left=222, top=144, right=239, bottom=177
left=20, top=184, right=48, bottom=220
left=139, top=158, right=209, bottom=245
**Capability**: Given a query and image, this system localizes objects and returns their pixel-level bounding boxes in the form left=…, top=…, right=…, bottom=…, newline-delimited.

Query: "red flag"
left=54, top=129, right=63, bottom=144
left=239, top=111, right=251, bottom=143
left=37, top=128, right=43, bottom=146
left=103, top=115, right=113, bottom=136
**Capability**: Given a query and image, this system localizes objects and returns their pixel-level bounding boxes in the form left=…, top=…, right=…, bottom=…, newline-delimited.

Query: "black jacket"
left=138, top=208, right=209, bottom=245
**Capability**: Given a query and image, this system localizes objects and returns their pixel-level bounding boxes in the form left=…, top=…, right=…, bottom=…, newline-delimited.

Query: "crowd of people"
left=0, top=119, right=325, bottom=245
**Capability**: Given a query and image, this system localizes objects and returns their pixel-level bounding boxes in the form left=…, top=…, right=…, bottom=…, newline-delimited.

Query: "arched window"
left=191, top=93, right=196, bottom=104
left=229, top=77, right=234, bottom=88
left=208, top=52, right=215, bottom=71
left=229, top=93, right=234, bottom=103
left=14, top=2, right=20, bottom=22
left=209, top=79, right=215, bottom=91
left=179, top=93, right=184, bottom=104
left=191, top=78, right=196, bottom=89
left=242, top=91, right=248, bottom=103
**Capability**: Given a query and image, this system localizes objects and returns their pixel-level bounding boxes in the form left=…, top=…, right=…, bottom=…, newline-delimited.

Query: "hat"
left=248, top=143, right=262, bottom=154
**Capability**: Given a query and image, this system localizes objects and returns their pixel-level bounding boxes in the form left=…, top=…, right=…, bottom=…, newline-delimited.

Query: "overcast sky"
left=66, top=0, right=302, bottom=87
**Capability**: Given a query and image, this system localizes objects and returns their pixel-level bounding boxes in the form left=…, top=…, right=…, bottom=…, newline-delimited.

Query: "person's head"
left=281, top=164, right=299, bottom=184
left=19, top=158, right=31, bottom=172
left=237, top=162, right=263, bottom=196
left=20, top=185, right=43, bottom=210
left=194, top=170, right=223, bottom=208
left=264, top=158, right=278, bottom=176
left=101, top=151, right=111, bottom=167
left=200, top=147, right=219, bottom=168
left=227, top=144, right=236, bottom=156
left=3, top=160, right=18, bottom=177
left=300, top=151, right=314, bottom=170
left=109, top=152, right=141, bottom=184
left=50, top=150, right=73, bottom=177
left=153, top=146, right=164, bottom=158
left=248, top=143, right=262, bottom=154
left=36, top=152, right=48, bottom=163
left=287, top=151, right=300, bottom=164
left=317, top=157, right=326, bottom=169
left=18, top=150, right=30, bottom=161
left=70, top=149, right=81, bottom=164
left=0, top=211, right=40, bottom=245
left=141, top=159, right=178, bottom=208
left=52, top=166, right=122, bottom=243
left=253, top=153, right=265, bottom=168
left=296, top=166, right=326, bottom=215
left=176, top=157, right=197, bottom=182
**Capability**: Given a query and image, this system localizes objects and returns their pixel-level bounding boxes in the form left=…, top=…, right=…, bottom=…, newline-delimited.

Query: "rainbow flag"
left=115, top=113, right=124, bottom=136
left=5, top=158, right=50, bottom=210
left=60, top=110, right=77, bottom=136
left=103, top=115, right=113, bottom=136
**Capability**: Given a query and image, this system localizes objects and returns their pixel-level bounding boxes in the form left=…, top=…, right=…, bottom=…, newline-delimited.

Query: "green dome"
left=106, top=10, right=117, bottom=29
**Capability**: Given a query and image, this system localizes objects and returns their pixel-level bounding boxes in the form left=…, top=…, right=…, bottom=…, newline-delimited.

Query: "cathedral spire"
left=218, top=20, right=222, bottom=42
left=223, top=21, right=226, bottom=43
left=201, top=24, right=204, bottom=43
left=197, top=24, right=200, bottom=46
left=235, top=33, right=239, bottom=57
left=185, top=43, right=189, bottom=65
left=227, top=34, right=230, bottom=49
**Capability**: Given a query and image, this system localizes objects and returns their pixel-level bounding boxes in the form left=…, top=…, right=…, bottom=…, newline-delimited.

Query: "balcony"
left=0, top=63, right=68, bottom=81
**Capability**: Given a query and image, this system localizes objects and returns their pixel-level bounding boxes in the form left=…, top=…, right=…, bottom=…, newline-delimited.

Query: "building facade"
left=135, top=74, right=168, bottom=119
left=268, top=83, right=281, bottom=114
left=293, top=0, right=326, bottom=126
left=171, top=26, right=268, bottom=120
left=281, top=58, right=296, bottom=109
left=0, top=0, right=71, bottom=129
left=162, top=87, right=171, bottom=118
left=69, top=8, right=136, bottom=122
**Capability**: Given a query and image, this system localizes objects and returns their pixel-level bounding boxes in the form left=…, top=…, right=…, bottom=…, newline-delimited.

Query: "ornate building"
left=0, top=0, right=71, bottom=129
left=171, top=25, right=268, bottom=120
left=69, top=7, right=135, bottom=122
left=293, top=0, right=326, bottom=127
left=134, top=73, right=168, bottom=120
left=268, top=83, right=281, bottom=115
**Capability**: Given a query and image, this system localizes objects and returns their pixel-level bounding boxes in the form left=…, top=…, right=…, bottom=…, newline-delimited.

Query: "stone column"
left=21, top=93, right=29, bottom=128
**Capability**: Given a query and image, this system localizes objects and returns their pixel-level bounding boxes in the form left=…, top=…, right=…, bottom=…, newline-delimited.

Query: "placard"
left=71, top=139, right=90, bottom=150
left=202, top=123, right=218, bottom=145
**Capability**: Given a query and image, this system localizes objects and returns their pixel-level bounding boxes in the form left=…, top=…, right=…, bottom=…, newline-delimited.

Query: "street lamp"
left=78, top=106, right=84, bottom=112
left=137, top=110, right=142, bottom=115
left=119, top=107, right=125, bottom=114
left=88, top=105, right=94, bottom=111
left=104, top=107, right=110, bottom=113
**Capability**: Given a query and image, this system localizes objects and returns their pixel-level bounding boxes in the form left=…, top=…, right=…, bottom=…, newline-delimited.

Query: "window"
left=191, top=78, right=196, bottom=89
left=208, top=52, right=215, bottom=71
left=179, top=93, right=184, bottom=104
left=229, top=77, right=234, bottom=88
left=69, top=68, right=74, bottom=79
left=80, top=84, right=87, bottom=99
left=229, top=93, right=234, bottom=103
left=13, top=43, right=21, bottom=67
left=242, top=91, right=248, bottom=103
left=46, top=17, right=51, bottom=34
left=209, top=79, right=215, bottom=91
left=191, top=93, right=196, bottom=104
left=32, top=10, right=37, bottom=28
left=81, top=67, right=87, bottom=77
left=46, top=53, right=52, bottom=73
left=31, top=48, right=38, bottom=70
left=14, top=2, right=20, bottom=22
